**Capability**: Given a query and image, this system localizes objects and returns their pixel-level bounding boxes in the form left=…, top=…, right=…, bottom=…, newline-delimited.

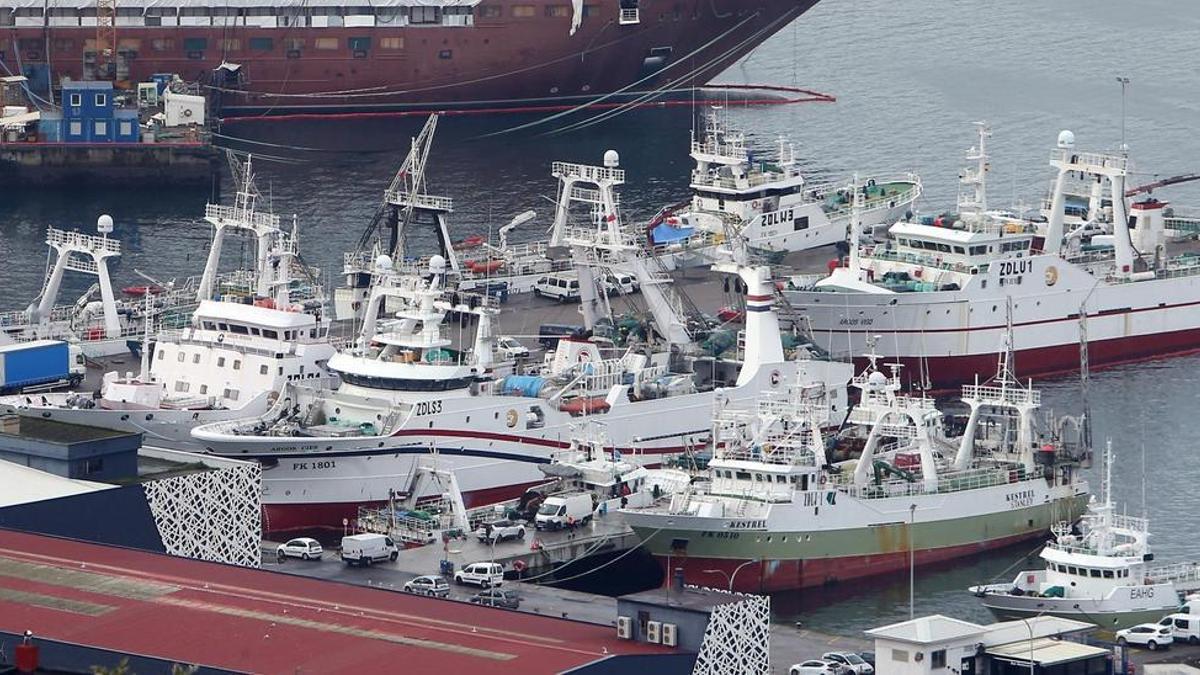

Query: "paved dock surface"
left=0, top=529, right=670, bottom=674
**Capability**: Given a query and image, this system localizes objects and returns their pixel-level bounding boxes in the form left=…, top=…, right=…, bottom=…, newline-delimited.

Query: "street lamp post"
left=702, top=559, right=761, bottom=592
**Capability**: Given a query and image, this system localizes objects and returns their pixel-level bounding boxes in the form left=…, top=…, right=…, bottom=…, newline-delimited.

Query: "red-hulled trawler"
left=1, top=0, right=821, bottom=114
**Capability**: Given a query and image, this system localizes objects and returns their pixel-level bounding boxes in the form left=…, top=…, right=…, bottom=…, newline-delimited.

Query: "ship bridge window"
left=339, top=372, right=475, bottom=392
left=263, top=329, right=278, bottom=339
left=250, top=37, right=274, bottom=51
left=410, top=6, right=442, bottom=23
left=969, top=245, right=987, bottom=255
left=348, top=37, right=371, bottom=51
left=1103, top=570, right=1114, bottom=578
left=735, top=471, right=751, bottom=480
left=1089, top=569, right=1101, bottom=578
left=183, top=37, right=207, bottom=52
left=953, top=246, right=965, bottom=254
left=229, top=324, right=249, bottom=335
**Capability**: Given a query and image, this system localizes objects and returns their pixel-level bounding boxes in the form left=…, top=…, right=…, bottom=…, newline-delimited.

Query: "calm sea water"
left=2, top=0, right=1199, bottom=636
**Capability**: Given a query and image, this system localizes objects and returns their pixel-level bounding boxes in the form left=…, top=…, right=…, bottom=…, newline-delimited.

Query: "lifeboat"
left=454, top=235, right=486, bottom=249
left=467, top=259, right=505, bottom=274
left=717, top=306, right=745, bottom=323
left=559, top=396, right=610, bottom=416
left=122, top=285, right=163, bottom=296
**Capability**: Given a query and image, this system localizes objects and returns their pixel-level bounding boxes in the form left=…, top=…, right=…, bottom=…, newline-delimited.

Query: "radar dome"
left=374, top=254, right=393, bottom=272
left=429, top=254, right=447, bottom=274
left=1057, top=130, right=1075, bottom=149
left=96, top=214, right=114, bottom=234
left=867, top=370, right=887, bottom=390
left=603, top=150, right=620, bottom=168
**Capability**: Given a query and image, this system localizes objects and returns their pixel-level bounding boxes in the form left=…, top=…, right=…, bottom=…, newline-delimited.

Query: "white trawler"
left=192, top=148, right=852, bottom=536
left=646, top=108, right=921, bottom=268
left=785, top=124, right=1200, bottom=390
left=970, top=445, right=1200, bottom=629
left=620, top=345, right=1090, bottom=593
left=0, top=157, right=335, bottom=450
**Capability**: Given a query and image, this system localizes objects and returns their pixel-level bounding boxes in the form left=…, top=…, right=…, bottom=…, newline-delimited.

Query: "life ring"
left=506, top=409, right=518, bottom=428
left=770, top=370, right=781, bottom=386
left=751, top=200, right=761, bottom=209
left=183, top=108, right=194, bottom=118
left=819, top=474, right=828, bottom=485
left=216, top=333, right=225, bottom=343
left=578, top=351, right=590, bottom=362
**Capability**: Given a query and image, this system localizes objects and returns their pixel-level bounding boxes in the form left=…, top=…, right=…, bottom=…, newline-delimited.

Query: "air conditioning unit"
left=617, top=616, right=632, bottom=639
left=661, top=623, right=678, bottom=647
left=646, top=620, right=661, bottom=644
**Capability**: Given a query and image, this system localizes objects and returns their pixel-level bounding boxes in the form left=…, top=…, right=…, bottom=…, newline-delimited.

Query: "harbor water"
left=2, top=0, right=1199, bottom=637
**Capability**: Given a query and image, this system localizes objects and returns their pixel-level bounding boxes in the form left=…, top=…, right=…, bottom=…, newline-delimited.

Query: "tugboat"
left=969, top=444, right=1200, bottom=629
left=620, top=344, right=1091, bottom=593
left=0, top=156, right=335, bottom=450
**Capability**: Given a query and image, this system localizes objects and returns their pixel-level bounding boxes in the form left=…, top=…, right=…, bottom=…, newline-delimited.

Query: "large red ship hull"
left=1, top=0, right=820, bottom=113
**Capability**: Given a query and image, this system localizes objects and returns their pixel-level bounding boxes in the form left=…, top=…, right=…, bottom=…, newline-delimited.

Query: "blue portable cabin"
left=61, top=81, right=114, bottom=120
left=113, top=109, right=139, bottom=142
left=86, top=116, right=114, bottom=142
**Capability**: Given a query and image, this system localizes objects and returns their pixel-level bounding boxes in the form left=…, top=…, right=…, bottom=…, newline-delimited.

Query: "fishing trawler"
left=785, top=124, right=1200, bottom=389
left=2, top=0, right=823, bottom=114
left=620, top=346, right=1090, bottom=593
left=970, top=445, right=1200, bottom=629
left=0, top=157, right=335, bottom=450
left=646, top=109, right=920, bottom=267
left=192, top=147, right=852, bottom=535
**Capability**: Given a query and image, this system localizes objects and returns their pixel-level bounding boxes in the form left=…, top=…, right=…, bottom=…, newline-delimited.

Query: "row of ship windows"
left=897, top=238, right=1030, bottom=256
left=716, top=469, right=802, bottom=484
left=199, top=320, right=316, bottom=341
left=1049, top=562, right=1128, bottom=579
left=174, top=380, right=240, bottom=401
left=2, top=5, right=595, bottom=23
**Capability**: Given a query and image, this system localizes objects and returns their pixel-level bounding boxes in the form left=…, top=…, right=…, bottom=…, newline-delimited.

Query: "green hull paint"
left=631, top=494, right=1089, bottom=562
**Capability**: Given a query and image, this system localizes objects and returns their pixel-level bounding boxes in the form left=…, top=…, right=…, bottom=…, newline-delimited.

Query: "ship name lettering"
left=728, top=520, right=766, bottom=530
left=997, top=260, right=1031, bottom=277
left=761, top=209, right=794, bottom=228
left=1131, top=587, right=1155, bottom=599
left=415, top=400, right=443, bottom=416
left=1006, top=489, right=1035, bottom=508
left=277, top=444, right=317, bottom=452
left=702, top=531, right=741, bottom=539
left=838, top=317, right=874, bottom=327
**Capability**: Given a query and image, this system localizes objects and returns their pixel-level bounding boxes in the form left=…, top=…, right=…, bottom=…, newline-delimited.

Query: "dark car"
left=470, top=588, right=521, bottom=609
left=537, top=323, right=582, bottom=349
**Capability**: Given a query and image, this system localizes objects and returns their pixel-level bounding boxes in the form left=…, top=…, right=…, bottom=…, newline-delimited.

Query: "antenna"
left=1116, top=76, right=1131, bottom=156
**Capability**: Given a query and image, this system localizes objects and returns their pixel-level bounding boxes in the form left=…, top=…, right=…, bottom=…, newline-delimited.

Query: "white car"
left=403, top=575, right=451, bottom=597
left=1117, top=623, right=1174, bottom=650
left=276, top=537, right=323, bottom=561
left=496, top=337, right=530, bottom=360
left=475, top=519, right=527, bottom=543
left=823, top=652, right=873, bottom=675
left=789, top=660, right=846, bottom=675
left=454, top=562, right=505, bottom=588
left=604, top=273, right=639, bottom=295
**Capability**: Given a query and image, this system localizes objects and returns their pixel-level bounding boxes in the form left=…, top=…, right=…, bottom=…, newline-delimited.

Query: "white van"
left=533, top=274, right=580, bottom=302
left=1160, top=613, right=1200, bottom=645
left=535, top=493, right=594, bottom=530
left=455, top=562, right=505, bottom=588
left=340, top=533, right=399, bottom=566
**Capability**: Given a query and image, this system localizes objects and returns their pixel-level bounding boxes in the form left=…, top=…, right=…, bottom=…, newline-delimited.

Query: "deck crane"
left=96, top=0, right=118, bottom=80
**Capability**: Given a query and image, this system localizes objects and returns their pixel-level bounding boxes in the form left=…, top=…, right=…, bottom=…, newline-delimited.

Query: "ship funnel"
left=603, top=149, right=620, bottom=168
left=97, top=214, right=114, bottom=235
left=1057, top=130, right=1075, bottom=149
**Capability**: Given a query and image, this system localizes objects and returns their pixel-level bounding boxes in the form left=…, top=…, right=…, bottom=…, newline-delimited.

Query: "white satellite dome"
left=96, top=214, right=114, bottom=234
left=374, top=254, right=393, bottom=272
left=429, top=254, right=447, bottom=274
left=867, top=370, right=888, bottom=390
left=603, top=149, right=620, bottom=168
left=1057, top=129, right=1076, bottom=149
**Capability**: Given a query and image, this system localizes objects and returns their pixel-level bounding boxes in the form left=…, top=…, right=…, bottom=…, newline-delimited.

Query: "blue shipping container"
left=61, top=81, right=114, bottom=120
left=38, top=112, right=63, bottom=143
left=87, top=117, right=114, bottom=142
left=0, top=340, right=69, bottom=392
